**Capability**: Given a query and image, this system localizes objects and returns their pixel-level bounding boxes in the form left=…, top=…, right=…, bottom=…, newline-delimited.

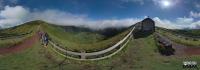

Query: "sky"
left=0, top=0, right=200, bottom=29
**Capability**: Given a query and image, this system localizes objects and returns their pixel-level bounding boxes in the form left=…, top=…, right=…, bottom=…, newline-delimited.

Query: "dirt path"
left=158, top=33, right=200, bottom=56
left=173, top=43, right=200, bottom=56
left=184, top=47, right=200, bottom=56
left=172, top=43, right=186, bottom=56
left=171, top=40, right=200, bottom=56
left=0, top=25, right=41, bottom=55
left=0, top=34, right=39, bottom=54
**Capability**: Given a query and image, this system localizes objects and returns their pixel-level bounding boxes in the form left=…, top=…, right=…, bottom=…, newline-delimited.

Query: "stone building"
left=135, top=17, right=155, bottom=32
left=133, top=17, right=155, bottom=38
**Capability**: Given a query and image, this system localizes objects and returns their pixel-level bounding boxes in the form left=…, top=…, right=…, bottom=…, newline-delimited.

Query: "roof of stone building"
left=142, top=18, right=155, bottom=23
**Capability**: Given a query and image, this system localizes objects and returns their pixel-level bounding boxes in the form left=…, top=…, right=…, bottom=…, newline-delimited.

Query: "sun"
left=161, top=0, right=171, bottom=8
left=163, top=1, right=170, bottom=7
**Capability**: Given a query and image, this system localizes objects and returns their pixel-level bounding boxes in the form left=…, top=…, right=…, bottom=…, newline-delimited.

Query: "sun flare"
left=161, top=0, right=171, bottom=8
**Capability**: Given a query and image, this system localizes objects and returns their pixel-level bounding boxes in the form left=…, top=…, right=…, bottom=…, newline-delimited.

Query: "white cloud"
left=176, top=17, right=194, bottom=24
left=29, top=10, right=141, bottom=29
left=153, top=17, right=200, bottom=29
left=0, top=6, right=141, bottom=29
left=0, top=6, right=29, bottom=28
left=190, top=21, right=200, bottom=29
left=153, top=17, right=178, bottom=29
left=0, top=5, right=200, bottom=29
left=0, top=6, right=29, bottom=19
left=190, top=11, right=200, bottom=18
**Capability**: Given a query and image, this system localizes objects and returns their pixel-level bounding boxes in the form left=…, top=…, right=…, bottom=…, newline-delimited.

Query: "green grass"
left=1, top=33, right=200, bottom=70
left=157, top=28, right=200, bottom=47
left=0, top=33, right=33, bottom=48
left=0, top=37, right=27, bottom=48
left=172, top=29, right=200, bottom=37
left=0, top=42, right=59, bottom=70
left=42, top=23, right=131, bottom=52
left=53, top=34, right=200, bottom=70
left=2, top=21, right=200, bottom=70
left=156, top=27, right=200, bottom=37
left=0, top=21, right=40, bottom=48
left=1, top=20, right=131, bottom=52
left=42, top=23, right=105, bottom=44
left=0, top=23, right=36, bottom=35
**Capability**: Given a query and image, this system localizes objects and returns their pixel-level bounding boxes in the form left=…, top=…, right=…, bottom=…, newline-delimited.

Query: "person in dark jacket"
left=43, top=33, right=49, bottom=47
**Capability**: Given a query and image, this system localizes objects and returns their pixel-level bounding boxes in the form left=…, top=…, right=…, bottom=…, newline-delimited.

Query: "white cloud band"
left=0, top=5, right=200, bottom=29
left=190, top=11, right=200, bottom=18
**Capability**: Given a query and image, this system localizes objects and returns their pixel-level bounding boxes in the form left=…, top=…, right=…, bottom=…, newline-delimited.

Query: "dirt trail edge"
left=157, top=33, right=200, bottom=56
left=0, top=25, right=41, bottom=55
left=0, top=33, right=39, bottom=54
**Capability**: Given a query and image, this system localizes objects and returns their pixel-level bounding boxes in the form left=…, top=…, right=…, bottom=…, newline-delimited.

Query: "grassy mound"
left=0, top=37, right=27, bottom=48
left=41, top=21, right=131, bottom=52
left=0, top=20, right=130, bottom=52
left=1, top=34, right=200, bottom=70
left=2, top=20, right=200, bottom=70
left=0, top=21, right=40, bottom=48
left=157, top=27, right=200, bottom=47
left=0, top=21, right=39, bottom=35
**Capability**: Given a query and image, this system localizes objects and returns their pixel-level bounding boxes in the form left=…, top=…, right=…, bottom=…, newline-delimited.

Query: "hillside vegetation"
left=1, top=20, right=200, bottom=70
left=41, top=21, right=131, bottom=52
left=156, top=27, right=200, bottom=47
left=2, top=34, right=200, bottom=70
left=0, top=21, right=40, bottom=48
left=0, top=20, right=131, bottom=52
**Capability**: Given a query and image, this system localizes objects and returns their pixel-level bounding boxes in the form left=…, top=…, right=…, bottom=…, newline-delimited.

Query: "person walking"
left=38, top=31, right=44, bottom=45
left=43, top=33, right=49, bottom=47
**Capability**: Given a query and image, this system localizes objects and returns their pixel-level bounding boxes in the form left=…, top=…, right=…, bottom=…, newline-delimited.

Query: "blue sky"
left=15, top=0, right=198, bottom=20
left=0, top=0, right=200, bottom=29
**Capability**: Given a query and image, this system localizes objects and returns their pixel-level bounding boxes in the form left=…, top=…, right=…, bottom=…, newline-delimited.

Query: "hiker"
left=38, top=31, right=43, bottom=40
left=38, top=31, right=45, bottom=45
left=43, top=33, right=49, bottom=47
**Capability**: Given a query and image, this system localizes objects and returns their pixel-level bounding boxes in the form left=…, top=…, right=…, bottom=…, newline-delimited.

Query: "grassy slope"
left=42, top=23, right=105, bottom=44
left=1, top=20, right=130, bottom=52
left=1, top=35, right=200, bottom=70
left=2, top=21, right=200, bottom=70
left=42, top=22, right=131, bottom=52
left=0, top=37, right=27, bottom=48
left=157, top=28, right=200, bottom=47
left=58, top=35, right=199, bottom=70
left=0, top=22, right=39, bottom=48
left=0, top=42, right=58, bottom=70
left=44, top=34, right=200, bottom=70
left=0, top=21, right=38, bottom=34
left=172, top=29, right=200, bottom=37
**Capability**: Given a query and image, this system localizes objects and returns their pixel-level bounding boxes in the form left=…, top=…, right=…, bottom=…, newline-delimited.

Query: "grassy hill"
left=0, top=21, right=40, bottom=48
left=156, top=27, right=200, bottom=47
left=1, top=34, right=200, bottom=70
left=40, top=21, right=131, bottom=52
left=0, top=20, right=131, bottom=52
left=157, top=27, right=200, bottom=37
left=1, top=20, right=200, bottom=70
left=2, top=20, right=199, bottom=50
